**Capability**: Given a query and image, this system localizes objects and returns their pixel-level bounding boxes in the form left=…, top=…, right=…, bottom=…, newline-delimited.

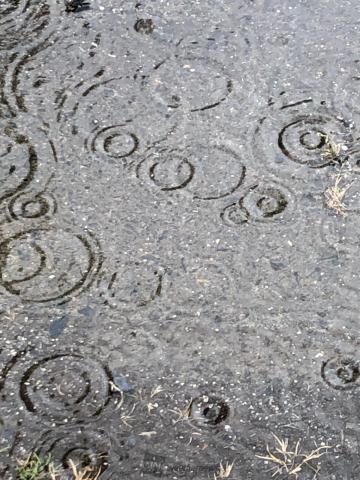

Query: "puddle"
left=1, top=0, right=360, bottom=479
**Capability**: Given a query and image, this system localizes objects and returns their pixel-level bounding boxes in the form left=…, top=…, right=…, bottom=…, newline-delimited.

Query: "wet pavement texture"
left=0, top=0, right=360, bottom=479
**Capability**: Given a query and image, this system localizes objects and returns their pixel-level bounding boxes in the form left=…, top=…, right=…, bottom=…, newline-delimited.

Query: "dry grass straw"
left=256, top=434, right=331, bottom=478
left=325, top=174, right=353, bottom=215
left=170, top=399, right=192, bottom=423
left=68, top=460, right=102, bottom=480
left=321, top=134, right=344, bottom=160
left=214, top=461, right=235, bottom=479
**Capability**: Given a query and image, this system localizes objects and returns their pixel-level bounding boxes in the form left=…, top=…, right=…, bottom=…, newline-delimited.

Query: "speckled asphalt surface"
left=0, top=1, right=360, bottom=479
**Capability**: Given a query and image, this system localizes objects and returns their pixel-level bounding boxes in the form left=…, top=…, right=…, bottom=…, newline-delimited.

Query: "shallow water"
left=0, top=1, right=360, bottom=478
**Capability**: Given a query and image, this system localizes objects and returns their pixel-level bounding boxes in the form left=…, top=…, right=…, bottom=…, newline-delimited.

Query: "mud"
left=0, top=1, right=360, bottom=479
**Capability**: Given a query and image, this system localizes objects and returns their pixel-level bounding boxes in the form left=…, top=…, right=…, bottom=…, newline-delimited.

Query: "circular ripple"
left=0, top=124, right=55, bottom=209
left=252, top=92, right=354, bottom=183
left=137, top=149, right=194, bottom=192
left=37, top=427, right=111, bottom=476
left=240, top=184, right=289, bottom=220
left=321, top=357, right=360, bottom=390
left=134, top=18, right=155, bottom=35
left=2, top=352, right=112, bottom=424
left=7, top=191, right=57, bottom=221
left=0, top=130, right=36, bottom=204
left=221, top=202, right=248, bottom=226
left=136, top=144, right=245, bottom=200
left=221, top=181, right=294, bottom=226
left=101, top=262, right=164, bottom=311
left=20, top=355, right=111, bottom=421
left=278, top=117, right=338, bottom=168
left=58, top=73, right=179, bottom=157
left=189, top=396, right=229, bottom=428
left=0, top=228, right=102, bottom=304
left=0, top=0, right=53, bottom=51
left=86, top=125, right=139, bottom=160
left=144, top=55, right=232, bottom=113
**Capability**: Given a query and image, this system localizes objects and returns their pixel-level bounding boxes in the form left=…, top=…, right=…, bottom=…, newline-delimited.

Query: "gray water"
left=0, top=1, right=360, bottom=478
